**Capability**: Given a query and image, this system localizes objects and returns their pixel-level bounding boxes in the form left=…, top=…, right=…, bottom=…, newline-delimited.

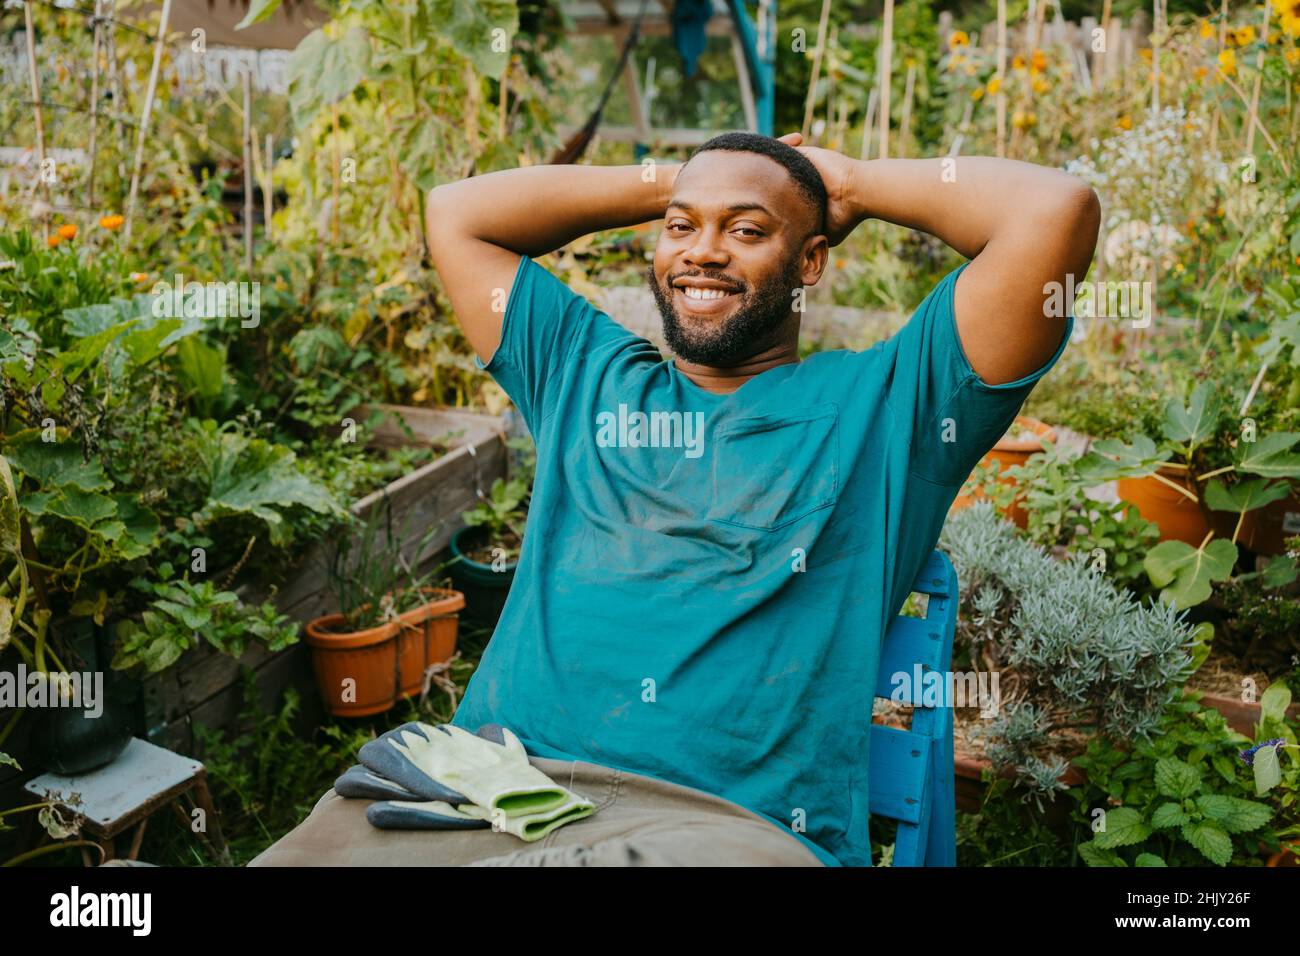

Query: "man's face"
left=650, top=151, right=827, bottom=366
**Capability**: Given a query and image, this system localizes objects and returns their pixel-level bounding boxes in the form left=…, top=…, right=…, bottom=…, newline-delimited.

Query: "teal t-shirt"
left=451, top=255, right=1071, bottom=866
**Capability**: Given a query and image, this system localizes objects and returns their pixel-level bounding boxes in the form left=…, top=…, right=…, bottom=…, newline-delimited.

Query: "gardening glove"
left=334, top=765, right=444, bottom=802
left=358, top=721, right=592, bottom=821
left=365, top=792, right=595, bottom=841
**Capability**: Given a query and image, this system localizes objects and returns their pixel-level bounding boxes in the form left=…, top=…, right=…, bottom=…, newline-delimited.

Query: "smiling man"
left=253, top=131, right=1098, bottom=868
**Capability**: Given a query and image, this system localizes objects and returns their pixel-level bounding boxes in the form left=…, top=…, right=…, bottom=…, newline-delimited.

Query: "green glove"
left=359, top=721, right=591, bottom=821
left=367, top=793, right=595, bottom=841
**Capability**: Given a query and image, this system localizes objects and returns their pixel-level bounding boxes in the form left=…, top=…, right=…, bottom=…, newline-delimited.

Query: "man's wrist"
left=844, top=159, right=881, bottom=224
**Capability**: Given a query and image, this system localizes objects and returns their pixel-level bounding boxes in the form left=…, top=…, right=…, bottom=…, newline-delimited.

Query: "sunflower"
left=1198, top=18, right=1214, bottom=39
left=948, top=30, right=969, bottom=49
left=1234, top=25, right=1256, bottom=47
left=1272, top=0, right=1300, bottom=37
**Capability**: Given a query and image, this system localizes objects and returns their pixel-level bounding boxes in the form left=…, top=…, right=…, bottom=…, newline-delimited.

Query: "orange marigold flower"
left=99, top=214, right=125, bottom=231
left=1117, top=114, right=1133, bottom=130
left=1196, top=65, right=1209, bottom=78
left=47, top=234, right=62, bottom=248
left=130, top=271, right=150, bottom=284
left=1139, top=47, right=1153, bottom=62
left=948, top=30, right=970, bottom=49
left=57, top=223, right=77, bottom=240
left=1030, top=49, right=1047, bottom=72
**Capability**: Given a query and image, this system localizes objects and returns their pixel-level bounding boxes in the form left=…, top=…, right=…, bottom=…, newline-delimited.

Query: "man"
left=254, top=131, right=1098, bottom=868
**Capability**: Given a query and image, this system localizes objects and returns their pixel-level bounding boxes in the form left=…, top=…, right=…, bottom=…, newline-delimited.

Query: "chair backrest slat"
left=869, top=549, right=958, bottom=867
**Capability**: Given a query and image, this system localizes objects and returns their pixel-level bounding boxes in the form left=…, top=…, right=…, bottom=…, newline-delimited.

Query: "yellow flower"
left=57, top=223, right=77, bottom=240
left=835, top=258, right=847, bottom=269
left=1117, top=114, right=1133, bottom=130
left=1198, top=18, right=1214, bottom=39
left=1032, top=77, right=1050, bottom=94
left=1287, top=47, right=1300, bottom=64
left=1273, top=0, right=1300, bottom=37
left=1234, top=25, right=1256, bottom=47
left=947, top=53, right=966, bottom=72
left=1012, top=54, right=1027, bottom=71
left=1030, top=49, right=1047, bottom=73
left=949, top=31, right=970, bottom=49
left=1139, top=47, right=1153, bottom=62
left=1196, top=65, right=1209, bottom=78
left=971, top=86, right=985, bottom=101
left=1218, top=48, right=1237, bottom=76
left=99, top=213, right=124, bottom=231
left=1012, top=110, right=1037, bottom=129
left=986, top=76, right=1002, bottom=94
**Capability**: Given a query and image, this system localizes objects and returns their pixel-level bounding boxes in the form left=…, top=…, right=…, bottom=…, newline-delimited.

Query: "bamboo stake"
left=106, top=0, right=126, bottom=181
left=825, top=25, right=838, bottom=139
left=1151, top=0, right=1164, bottom=116
left=242, top=67, right=253, bottom=273
left=1092, top=0, right=1112, bottom=87
left=1245, top=0, right=1271, bottom=155
left=860, top=85, right=878, bottom=160
left=23, top=0, right=49, bottom=242
left=995, top=0, right=1007, bottom=157
left=330, top=101, right=341, bottom=248
left=124, top=0, right=171, bottom=243
left=86, top=0, right=103, bottom=209
left=899, top=60, right=916, bottom=159
left=1210, top=0, right=1227, bottom=155
left=263, top=133, right=274, bottom=242
left=801, top=0, right=832, bottom=141
left=877, top=0, right=894, bottom=159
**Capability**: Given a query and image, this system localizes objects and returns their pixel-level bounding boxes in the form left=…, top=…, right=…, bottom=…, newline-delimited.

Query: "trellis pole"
left=23, top=0, right=49, bottom=242
left=124, top=0, right=172, bottom=243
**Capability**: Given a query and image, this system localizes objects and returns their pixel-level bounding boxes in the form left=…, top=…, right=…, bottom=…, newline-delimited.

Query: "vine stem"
left=1149, top=470, right=1199, bottom=502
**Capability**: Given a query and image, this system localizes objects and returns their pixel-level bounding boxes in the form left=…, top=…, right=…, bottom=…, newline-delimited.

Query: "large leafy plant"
left=1075, top=381, right=1300, bottom=608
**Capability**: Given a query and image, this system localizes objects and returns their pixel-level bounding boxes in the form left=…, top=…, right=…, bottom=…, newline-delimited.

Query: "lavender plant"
left=941, top=502, right=1202, bottom=804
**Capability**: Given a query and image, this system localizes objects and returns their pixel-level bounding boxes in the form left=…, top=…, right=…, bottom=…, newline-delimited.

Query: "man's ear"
left=800, top=234, right=830, bottom=287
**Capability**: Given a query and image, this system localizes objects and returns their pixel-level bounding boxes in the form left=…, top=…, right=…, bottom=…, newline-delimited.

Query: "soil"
left=460, top=525, right=523, bottom=565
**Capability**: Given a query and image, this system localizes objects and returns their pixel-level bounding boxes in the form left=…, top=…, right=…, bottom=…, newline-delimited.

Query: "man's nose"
left=682, top=225, right=730, bottom=269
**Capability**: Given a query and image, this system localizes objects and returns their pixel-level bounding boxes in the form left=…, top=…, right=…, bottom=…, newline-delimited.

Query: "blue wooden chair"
left=868, top=549, right=959, bottom=866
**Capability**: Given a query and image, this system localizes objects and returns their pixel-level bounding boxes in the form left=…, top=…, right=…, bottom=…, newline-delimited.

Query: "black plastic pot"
left=449, top=526, right=518, bottom=630
left=29, top=679, right=136, bottom=775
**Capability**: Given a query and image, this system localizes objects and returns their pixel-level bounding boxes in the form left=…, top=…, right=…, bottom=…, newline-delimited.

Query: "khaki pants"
left=248, top=756, right=824, bottom=867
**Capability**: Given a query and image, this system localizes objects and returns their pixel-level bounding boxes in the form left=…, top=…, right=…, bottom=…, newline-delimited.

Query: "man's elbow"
left=1049, top=176, right=1100, bottom=273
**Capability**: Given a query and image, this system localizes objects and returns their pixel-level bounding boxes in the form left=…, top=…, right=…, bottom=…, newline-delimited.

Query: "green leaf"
left=1074, top=435, right=1171, bottom=482
left=113, top=496, right=160, bottom=560
left=1093, top=807, right=1151, bottom=848
left=1253, top=743, right=1283, bottom=796
left=1077, top=840, right=1128, bottom=867
left=0, top=455, right=20, bottom=555
left=4, top=438, right=111, bottom=492
left=1181, top=821, right=1233, bottom=865
left=1203, top=477, right=1290, bottom=514
left=0, top=751, right=19, bottom=771
left=235, top=0, right=282, bottom=29
left=1260, top=682, right=1292, bottom=723
left=1143, top=538, right=1237, bottom=609
left=176, top=337, right=227, bottom=400
left=55, top=319, right=138, bottom=381
left=1151, top=802, right=1190, bottom=828
left=1235, top=432, right=1300, bottom=479
left=1161, top=382, right=1219, bottom=447
left=1134, top=853, right=1167, bottom=866
left=428, top=0, right=519, bottom=76
left=1260, top=554, right=1300, bottom=589
left=0, top=596, right=12, bottom=653
left=288, top=27, right=372, bottom=124
left=1195, top=794, right=1273, bottom=833
left=1154, top=757, right=1203, bottom=799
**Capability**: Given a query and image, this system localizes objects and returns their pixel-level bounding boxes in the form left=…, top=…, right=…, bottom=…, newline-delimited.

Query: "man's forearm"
left=426, top=164, right=679, bottom=258
left=844, top=157, right=1095, bottom=262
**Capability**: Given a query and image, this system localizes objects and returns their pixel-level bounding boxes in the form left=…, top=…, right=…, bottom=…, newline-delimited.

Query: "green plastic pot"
left=450, top=526, right=517, bottom=629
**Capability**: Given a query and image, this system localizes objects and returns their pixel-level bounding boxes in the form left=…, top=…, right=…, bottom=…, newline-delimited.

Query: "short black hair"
left=682, top=132, right=828, bottom=236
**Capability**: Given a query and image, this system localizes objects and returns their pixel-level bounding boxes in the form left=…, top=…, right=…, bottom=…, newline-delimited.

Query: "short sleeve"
left=476, top=256, right=617, bottom=435
left=883, top=263, right=1073, bottom=487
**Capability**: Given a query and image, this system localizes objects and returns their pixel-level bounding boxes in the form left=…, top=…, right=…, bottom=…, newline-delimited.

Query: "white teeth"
left=682, top=287, right=729, bottom=300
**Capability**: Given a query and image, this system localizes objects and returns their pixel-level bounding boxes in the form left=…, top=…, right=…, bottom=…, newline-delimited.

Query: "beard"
left=648, top=257, right=803, bottom=366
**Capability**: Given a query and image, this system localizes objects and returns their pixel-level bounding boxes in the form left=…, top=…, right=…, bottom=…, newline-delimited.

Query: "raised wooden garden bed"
left=137, top=405, right=509, bottom=752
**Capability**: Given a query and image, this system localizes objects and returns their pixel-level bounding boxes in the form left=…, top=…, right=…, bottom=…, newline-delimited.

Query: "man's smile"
left=671, top=275, right=744, bottom=316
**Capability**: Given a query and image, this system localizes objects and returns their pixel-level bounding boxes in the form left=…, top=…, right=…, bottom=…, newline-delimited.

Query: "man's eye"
left=735, top=227, right=763, bottom=238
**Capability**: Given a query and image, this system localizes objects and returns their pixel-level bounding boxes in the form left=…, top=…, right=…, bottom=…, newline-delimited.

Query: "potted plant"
left=449, top=437, right=534, bottom=628
left=952, top=415, right=1056, bottom=528
left=304, top=499, right=464, bottom=717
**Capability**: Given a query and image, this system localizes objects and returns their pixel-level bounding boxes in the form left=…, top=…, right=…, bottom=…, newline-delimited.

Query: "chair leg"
left=126, top=817, right=149, bottom=861
left=191, top=772, right=231, bottom=865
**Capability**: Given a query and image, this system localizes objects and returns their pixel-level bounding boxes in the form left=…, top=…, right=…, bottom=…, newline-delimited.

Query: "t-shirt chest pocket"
left=706, top=403, right=840, bottom=531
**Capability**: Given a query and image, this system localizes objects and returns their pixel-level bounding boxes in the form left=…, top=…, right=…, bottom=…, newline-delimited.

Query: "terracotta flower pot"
left=952, top=416, right=1056, bottom=528
left=304, top=588, right=465, bottom=718
left=1117, top=465, right=1209, bottom=546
